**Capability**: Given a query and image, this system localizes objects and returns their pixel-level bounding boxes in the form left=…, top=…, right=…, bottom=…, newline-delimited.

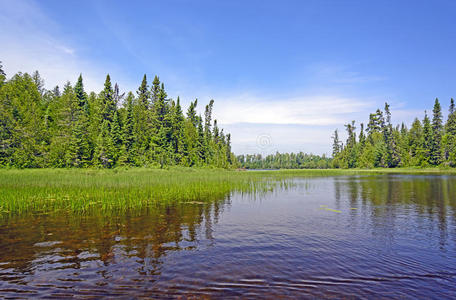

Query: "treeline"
left=332, top=98, right=456, bottom=168
left=237, top=152, right=331, bottom=169
left=0, top=62, right=236, bottom=168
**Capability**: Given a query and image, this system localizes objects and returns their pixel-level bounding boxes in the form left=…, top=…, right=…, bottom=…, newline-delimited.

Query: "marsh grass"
left=1, top=167, right=455, bottom=215
left=0, top=168, right=276, bottom=215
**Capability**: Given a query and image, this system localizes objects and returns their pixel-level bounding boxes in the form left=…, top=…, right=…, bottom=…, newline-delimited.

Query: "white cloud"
left=223, top=122, right=336, bottom=156
left=0, top=1, right=421, bottom=156
left=212, top=94, right=373, bottom=125
left=197, top=93, right=373, bottom=155
left=0, top=0, right=114, bottom=92
left=203, top=92, right=422, bottom=156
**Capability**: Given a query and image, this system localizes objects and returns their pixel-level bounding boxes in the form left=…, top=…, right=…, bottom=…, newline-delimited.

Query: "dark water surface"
left=1, top=175, right=456, bottom=298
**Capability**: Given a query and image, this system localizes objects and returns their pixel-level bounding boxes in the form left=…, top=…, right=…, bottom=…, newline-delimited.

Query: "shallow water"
left=1, top=174, right=456, bottom=298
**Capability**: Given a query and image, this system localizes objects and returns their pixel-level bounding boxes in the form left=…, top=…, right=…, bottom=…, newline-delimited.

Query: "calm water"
left=1, top=174, right=456, bottom=298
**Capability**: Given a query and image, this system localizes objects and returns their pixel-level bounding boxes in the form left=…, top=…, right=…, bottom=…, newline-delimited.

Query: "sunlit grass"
left=0, top=168, right=275, bottom=215
left=1, top=167, right=455, bottom=215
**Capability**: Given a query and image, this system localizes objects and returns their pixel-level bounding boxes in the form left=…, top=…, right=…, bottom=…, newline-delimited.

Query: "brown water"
left=1, top=174, right=456, bottom=298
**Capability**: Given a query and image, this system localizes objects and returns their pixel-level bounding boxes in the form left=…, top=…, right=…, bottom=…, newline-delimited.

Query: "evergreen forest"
left=332, top=99, right=456, bottom=168
left=1, top=61, right=456, bottom=170
left=0, top=62, right=235, bottom=168
left=237, top=153, right=331, bottom=169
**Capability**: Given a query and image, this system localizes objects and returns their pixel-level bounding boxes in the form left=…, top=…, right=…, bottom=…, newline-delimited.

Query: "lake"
left=1, top=174, right=455, bottom=298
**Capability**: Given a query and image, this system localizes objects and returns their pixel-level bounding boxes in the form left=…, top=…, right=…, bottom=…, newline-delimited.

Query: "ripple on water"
left=0, top=175, right=456, bottom=298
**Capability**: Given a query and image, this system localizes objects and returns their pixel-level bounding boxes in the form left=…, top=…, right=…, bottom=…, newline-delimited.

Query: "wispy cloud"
left=0, top=0, right=115, bottom=92
left=310, top=63, right=388, bottom=85
left=196, top=92, right=374, bottom=155
left=205, top=91, right=422, bottom=155
left=212, top=94, right=373, bottom=126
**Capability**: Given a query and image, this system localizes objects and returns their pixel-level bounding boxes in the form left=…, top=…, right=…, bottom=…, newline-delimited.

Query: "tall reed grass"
left=1, top=167, right=454, bottom=215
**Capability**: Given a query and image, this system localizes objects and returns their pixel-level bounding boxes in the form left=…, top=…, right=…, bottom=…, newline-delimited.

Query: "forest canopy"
left=0, top=61, right=235, bottom=168
left=1, top=61, right=455, bottom=170
left=237, top=152, right=331, bottom=169
left=332, top=99, right=456, bottom=168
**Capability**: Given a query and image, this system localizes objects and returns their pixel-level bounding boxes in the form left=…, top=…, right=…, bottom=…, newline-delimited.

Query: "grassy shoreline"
left=1, top=167, right=455, bottom=215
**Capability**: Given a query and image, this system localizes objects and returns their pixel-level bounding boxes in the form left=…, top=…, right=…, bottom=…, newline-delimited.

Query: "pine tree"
left=408, top=118, right=424, bottom=166
left=48, top=82, right=78, bottom=167
left=444, top=98, right=456, bottom=165
left=359, top=123, right=366, bottom=146
left=73, top=75, right=91, bottom=165
left=0, top=63, right=238, bottom=169
left=226, top=133, right=233, bottom=164
left=383, top=102, right=400, bottom=167
left=197, top=116, right=206, bottom=163
left=187, top=99, right=198, bottom=127
left=122, top=92, right=135, bottom=164
left=0, top=61, right=6, bottom=88
left=137, top=74, right=149, bottom=109
left=422, top=111, right=432, bottom=166
left=151, top=75, right=161, bottom=105
left=74, top=74, right=88, bottom=109
left=93, top=120, right=115, bottom=168
left=32, top=71, right=44, bottom=95
left=111, top=111, right=123, bottom=163
left=332, top=129, right=341, bottom=157
left=170, top=97, right=186, bottom=163
left=430, top=98, right=443, bottom=165
left=100, top=75, right=116, bottom=123
left=344, top=121, right=357, bottom=168
left=134, top=76, right=151, bottom=164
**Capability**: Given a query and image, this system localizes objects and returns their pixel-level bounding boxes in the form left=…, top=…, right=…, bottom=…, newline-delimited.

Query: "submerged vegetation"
left=0, top=62, right=235, bottom=169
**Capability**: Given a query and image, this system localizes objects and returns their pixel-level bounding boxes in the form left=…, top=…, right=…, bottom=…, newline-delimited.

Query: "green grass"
left=0, top=168, right=274, bottom=215
left=1, top=167, right=455, bottom=215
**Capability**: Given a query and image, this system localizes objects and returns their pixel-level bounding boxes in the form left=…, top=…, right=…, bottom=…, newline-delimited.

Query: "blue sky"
left=1, top=0, right=455, bottom=155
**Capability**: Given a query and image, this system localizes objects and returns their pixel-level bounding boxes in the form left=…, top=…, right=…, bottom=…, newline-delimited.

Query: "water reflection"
left=335, top=175, right=456, bottom=249
left=0, top=197, right=230, bottom=297
left=1, top=175, right=456, bottom=298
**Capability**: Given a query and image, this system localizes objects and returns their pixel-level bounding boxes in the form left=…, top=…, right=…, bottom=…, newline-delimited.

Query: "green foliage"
left=238, top=152, right=332, bottom=169
left=0, top=64, right=236, bottom=169
left=333, top=99, right=456, bottom=169
left=444, top=98, right=456, bottom=166
left=430, top=98, right=443, bottom=165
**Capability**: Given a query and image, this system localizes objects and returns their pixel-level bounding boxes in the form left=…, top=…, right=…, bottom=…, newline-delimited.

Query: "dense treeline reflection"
left=0, top=197, right=229, bottom=293
left=334, top=175, right=456, bottom=247
left=336, top=175, right=456, bottom=208
left=1, top=175, right=455, bottom=297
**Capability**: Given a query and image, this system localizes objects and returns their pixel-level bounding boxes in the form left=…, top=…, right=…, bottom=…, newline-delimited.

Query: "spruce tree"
left=344, top=121, right=357, bottom=168
left=100, top=75, right=116, bottom=123
left=171, top=97, right=186, bottom=163
left=93, top=120, right=115, bottom=168
left=0, top=61, right=6, bottom=88
left=332, top=129, right=341, bottom=157
left=122, top=92, right=135, bottom=164
left=137, top=74, right=149, bottom=109
left=73, top=75, right=91, bottom=165
left=187, top=99, right=198, bottom=127
left=74, top=74, right=88, bottom=109
left=0, top=63, right=238, bottom=168
left=134, top=76, right=151, bottom=163
left=430, top=98, right=443, bottom=165
left=226, top=133, right=232, bottom=164
left=422, top=111, right=432, bottom=166
left=111, top=111, right=123, bottom=163
left=444, top=98, right=456, bottom=165
left=359, top=123, right=366, bottom=146
left=383, top=102, right=400, bottom=167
